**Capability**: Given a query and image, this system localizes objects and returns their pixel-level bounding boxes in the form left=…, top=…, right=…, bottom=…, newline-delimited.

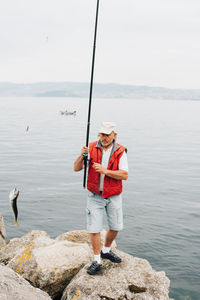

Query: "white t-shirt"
left=99, top=148, right=128, bottom=191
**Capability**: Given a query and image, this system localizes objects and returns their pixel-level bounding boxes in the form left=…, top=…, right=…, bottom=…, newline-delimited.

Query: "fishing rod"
left=83, top=0, right=100, bottom=188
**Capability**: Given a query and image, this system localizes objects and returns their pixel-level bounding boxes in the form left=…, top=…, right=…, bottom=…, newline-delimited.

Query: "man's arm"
left=92, top=163, right=128, bottom=180
left=105, top=169, right=128, bottom=180
left=74, top=146, right=89, bottom=172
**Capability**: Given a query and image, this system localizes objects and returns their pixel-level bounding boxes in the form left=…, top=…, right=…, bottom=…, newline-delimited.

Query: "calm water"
left=0, top=97, right=199, bottom=300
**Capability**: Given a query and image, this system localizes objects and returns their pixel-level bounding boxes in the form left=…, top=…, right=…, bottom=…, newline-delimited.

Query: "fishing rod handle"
left=83, top=152, right=88, bottom=188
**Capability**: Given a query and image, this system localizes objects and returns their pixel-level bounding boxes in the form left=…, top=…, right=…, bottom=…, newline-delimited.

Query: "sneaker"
left=87, top=261, right=101, bottom=275
left=101, top=250, right=122, bottom=263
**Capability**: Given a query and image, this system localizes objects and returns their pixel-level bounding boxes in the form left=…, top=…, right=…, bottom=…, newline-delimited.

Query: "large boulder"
left=0, top=214, right=6, bottom=248
left=0, top=229, right=172, bottom=300
left=0, top=264, right=51, bottom=300
left=61, top=249, right=171, bottom=300
left=56, top=229, right=117, bottom=249
left=0, top=230, right=50, bottom=264
left=1, top=230, right=92, bottom=299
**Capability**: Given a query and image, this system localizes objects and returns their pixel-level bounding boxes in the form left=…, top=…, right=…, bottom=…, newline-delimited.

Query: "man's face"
left=99, top=131, right=116, bottom=148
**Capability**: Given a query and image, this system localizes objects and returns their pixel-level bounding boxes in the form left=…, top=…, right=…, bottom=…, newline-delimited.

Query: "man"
left=74, top=122, right=128, bottom=275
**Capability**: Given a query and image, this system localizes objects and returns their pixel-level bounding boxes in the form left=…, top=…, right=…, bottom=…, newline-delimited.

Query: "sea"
left=0, top=97, right=199, bottom=300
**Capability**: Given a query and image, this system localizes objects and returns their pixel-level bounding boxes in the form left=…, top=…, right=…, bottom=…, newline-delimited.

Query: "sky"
left=0, top=0, right=200, bottom=89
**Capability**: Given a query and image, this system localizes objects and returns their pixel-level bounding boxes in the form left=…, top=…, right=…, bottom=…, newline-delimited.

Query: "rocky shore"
left=0, top=214, right=172, bottom=300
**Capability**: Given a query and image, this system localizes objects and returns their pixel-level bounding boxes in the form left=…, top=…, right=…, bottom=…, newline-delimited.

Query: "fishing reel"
left=83, top=152, right=93, bottom=166
left=83, top=152, right=93, bottom=188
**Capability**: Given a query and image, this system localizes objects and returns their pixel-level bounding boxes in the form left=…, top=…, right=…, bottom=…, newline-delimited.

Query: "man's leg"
left=104, top=229, right=118, bottom=247
left=87, top=233, right=102, bottom=275
left=101, top=195, right=123, bottom=263
left=86, top=194, right=104, bottom=275
left=90, top=232, right=101, bottom=254
left=101, top=229, right=122, bottom=263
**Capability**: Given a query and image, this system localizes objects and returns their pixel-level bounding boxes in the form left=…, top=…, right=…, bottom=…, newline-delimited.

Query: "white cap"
left=99, top=122, right=117, bottom=134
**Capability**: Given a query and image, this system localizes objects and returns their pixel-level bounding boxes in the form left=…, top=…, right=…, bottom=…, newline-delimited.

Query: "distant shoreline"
left=0, top=81, right=200, bottom=101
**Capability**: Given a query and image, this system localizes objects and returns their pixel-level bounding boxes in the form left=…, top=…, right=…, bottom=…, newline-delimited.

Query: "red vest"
left=87, top=140, right=126, bottom=198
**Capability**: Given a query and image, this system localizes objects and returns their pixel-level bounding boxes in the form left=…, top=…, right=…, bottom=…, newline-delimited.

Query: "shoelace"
left=106, top=251, right=121, bottom=262
left=109, top=251, right=118, bottom=258
left=89, top=261, right=99, bottom=270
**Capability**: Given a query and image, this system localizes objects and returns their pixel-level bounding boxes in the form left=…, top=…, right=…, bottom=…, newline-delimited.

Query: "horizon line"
left=0, top=81, right=200, bottom=91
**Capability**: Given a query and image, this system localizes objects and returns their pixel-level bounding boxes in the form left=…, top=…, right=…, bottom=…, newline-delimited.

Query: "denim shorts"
left=86, top=192, right=123, bottom=233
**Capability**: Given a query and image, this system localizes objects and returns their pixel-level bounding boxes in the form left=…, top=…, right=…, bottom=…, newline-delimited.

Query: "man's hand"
left=81, top=146, right=89, bottom=156
left=74, top=146, right=89, bottom=172
left=92, top=163, right=107, bottom=175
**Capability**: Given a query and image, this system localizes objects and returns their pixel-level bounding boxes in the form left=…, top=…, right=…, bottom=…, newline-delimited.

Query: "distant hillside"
left=0, top=82, right=200, bottom=100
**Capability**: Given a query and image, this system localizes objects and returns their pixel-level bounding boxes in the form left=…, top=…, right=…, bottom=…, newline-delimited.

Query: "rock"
left=1, top=230, right=92, bottom=299
left=0, top=214, right=6, bottom=248
left=56, top=229, right=96, bottom=243
left=0, top=230, right=50, bottom=264
left=61, top=249, right=171, bottom=300
left=56, top=229, right=117, bottom=249
left=0, top=264, right=51, bottom=300
left=0, top=229, right=171, bottom=300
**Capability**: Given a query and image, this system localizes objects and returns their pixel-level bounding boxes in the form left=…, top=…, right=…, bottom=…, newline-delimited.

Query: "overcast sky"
left=0, top=0, right=200, bottom=89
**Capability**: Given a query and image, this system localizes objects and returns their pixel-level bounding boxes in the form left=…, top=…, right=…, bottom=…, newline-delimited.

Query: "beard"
left=101, top=140, right=113, bottom=148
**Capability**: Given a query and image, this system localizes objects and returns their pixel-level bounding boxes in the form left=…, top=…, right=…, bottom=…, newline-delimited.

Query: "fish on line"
left=9, top=188, right=20, bottom=226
